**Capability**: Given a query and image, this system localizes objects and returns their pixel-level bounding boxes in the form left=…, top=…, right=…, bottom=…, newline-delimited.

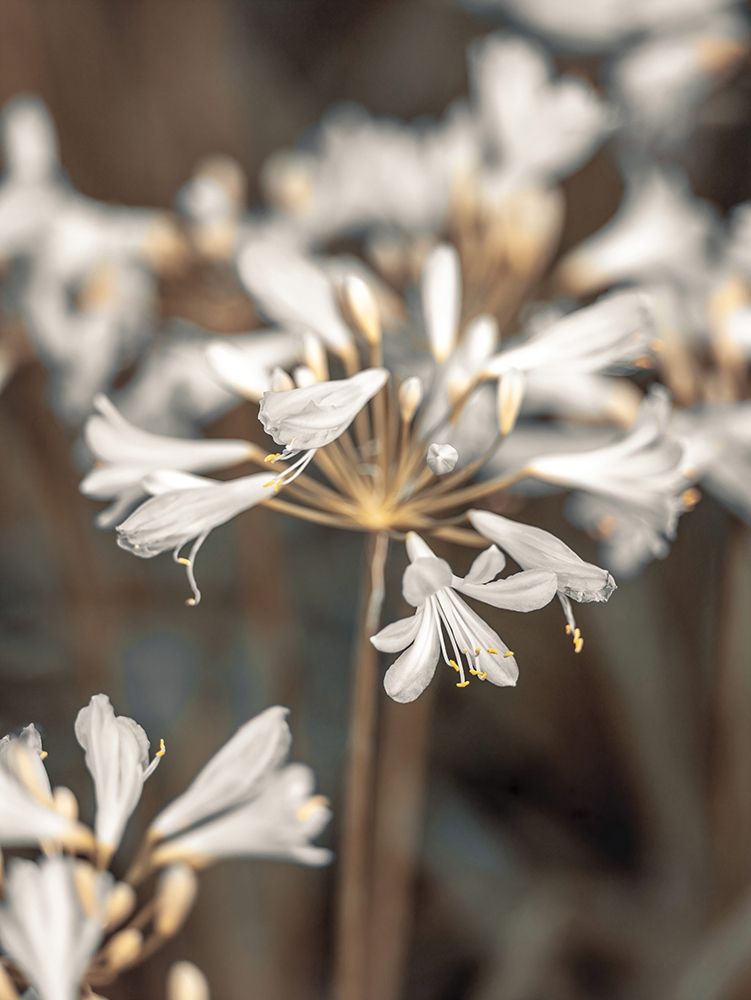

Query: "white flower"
left=74, top=694, right=164, bottom=860
left=80, top=395, right=254, bottom=528
left=427, top=443, right=459, bottom=475
left=485, top=291, right=657, bottom=378
left=259, top=368, right=388, bottom=486
left=149, top=706, right=330, bottom=868
left=370, top=533, right=557, bottom=702
left=0, top=856, right=108, bottom=1000
left=469, top=509, right=616, bottom=651
left=469, top=34, right=609, bottom=186
left=116, top=473, right=270, bottom=606
left=529, top=387, right=689, bottom=561
left=205, top=331, right=301, bottom=401
left=556, top=169, right=715, bottom=294
left=0, top=731, right=87, bottom=849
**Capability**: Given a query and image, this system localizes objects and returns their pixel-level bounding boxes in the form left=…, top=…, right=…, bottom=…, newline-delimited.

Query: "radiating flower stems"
left=333, top=530, right=389, bottom=1000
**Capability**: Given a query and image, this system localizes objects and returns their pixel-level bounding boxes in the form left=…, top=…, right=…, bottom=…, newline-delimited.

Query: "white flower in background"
left=610, top=12, right=749, bottom=151
left=0, top=731, right=88, bottom=849
left=529, top=387, right=690, bottom=563
left=0, top=856, right=109, bottom=1000
left=469, top=34, right=609, bottom=188
left=205, top=330, right=301, bottom=400
left=116, top=472, right=270, bottom=605
left=371, top=533, right=557, bottom=702
left=149, top=706, right=330, bottom=868
left=80, top=394, right=254, bottom=527
left=469, top=510, right=616, bottom=651
left=674, top=404, right=751, bottom=523
left=75, top=695, right=164, bottom=861
left=556, top=169, right=715, bottom=295
left=485, top=290, right=657, bottom=378
left=259, top=368, right=389, bottom=485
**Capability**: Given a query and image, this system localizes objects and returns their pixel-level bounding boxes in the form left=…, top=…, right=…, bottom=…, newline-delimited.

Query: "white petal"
left=421, top=244, right=460, bottom=363
left=370, top=609, right=423, bottom=653
left=454, top=568, right=558, bottom=611
left=384, top=602, right=441, bottom=703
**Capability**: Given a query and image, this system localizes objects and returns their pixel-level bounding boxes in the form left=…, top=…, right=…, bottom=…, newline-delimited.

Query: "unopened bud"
left=399, top=377, right=423, bottom=424
left=293, top=366, right=317, bottom=388
left=497, top=368, right=525, bottom=437
left=303, top=333, right=328, bottom=382
left=342, top=274, right=381, bottom=346
left=167, top=961, right=210, bottom=1000
left=154, top=865, right=199, bottom=938
left=270, top=366, right=294, bottom=392
left=53, top=785, right=78, bottom=821
left=105, top=882, right=137, bottom=931
left=74, top=861, right=100, bottom=918
left=427, top=443, right=459, bottom=476
left=101, top=928, right=143, bottom=973
left=0, top=963, right=19, bottom=1000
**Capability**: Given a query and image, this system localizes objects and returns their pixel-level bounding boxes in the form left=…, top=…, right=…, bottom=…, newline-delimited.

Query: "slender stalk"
left=332, top=531, right=389, bottom=1000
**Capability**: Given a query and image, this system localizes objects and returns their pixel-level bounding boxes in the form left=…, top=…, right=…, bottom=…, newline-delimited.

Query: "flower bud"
left=497, top=368, right=525, bottom=436
left=154, top=864, right=199, bottom=938
left=100, top=928, right=143, bottom=973
left=342, top=274, right=381, bottom=346
left=399, top=377, right=423, bottom=424
left=167, top=961, right=210, bottom=1000
left=105, top=881, right=137, bottom=931
left=427, top=443, right=458, bottom=476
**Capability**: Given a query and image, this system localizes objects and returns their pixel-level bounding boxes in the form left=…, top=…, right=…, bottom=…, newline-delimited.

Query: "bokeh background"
left=2, top=2, right=751, bottom=998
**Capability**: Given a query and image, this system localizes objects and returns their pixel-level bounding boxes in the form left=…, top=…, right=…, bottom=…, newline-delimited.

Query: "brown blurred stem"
left=368, top=684, right=436, bottom=1000
left=333, top=531, right=389, bottom=1000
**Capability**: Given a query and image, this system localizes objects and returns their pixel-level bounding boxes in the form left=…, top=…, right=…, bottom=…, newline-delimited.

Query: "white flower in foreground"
left=116, top=472, right=270, bottom=605
left=469, top=33, right=609, bottom=186
left=0, top=857, right=108, bottom=1000
left=259, top=368, right=388, bottom=486
left=469, top=509, right=616, bottom=652
left=485, top=291, right=657, bottom=378
left=371, top=533, right=557, bottom=702
left=75, top=694, right=164, bottom=861
left=81, top=395, right=254, bottom=528
left=0, top=731, right=88, bottom=849
left=149, top=706, right=330, bottom=868
left=528, top=387, right=690, bottom=562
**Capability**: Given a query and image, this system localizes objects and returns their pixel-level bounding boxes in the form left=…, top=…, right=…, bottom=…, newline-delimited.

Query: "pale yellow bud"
left=167, top=961, right=210, bottom=1000
left=399, top=377, right=423, bottom=424
left=270, top=366, right=294, bottom=392
left=73, top=861, right=100, bottom=918
left=53, top=785, right=78, bottom=822
left=0, top=963, right=19, bottom=1000
left=342, top=274, right=381, bottom=346
left=303, top=333, right=329, bottom=382
left=293, top=365, right=317, bottom=388
left=497, top=368, right=525, bottom=437
left=100, top=928, right=143, bottom=973
left=154, top=865, right=199, bottom=938
left=105, top=882, right=137, bottom=931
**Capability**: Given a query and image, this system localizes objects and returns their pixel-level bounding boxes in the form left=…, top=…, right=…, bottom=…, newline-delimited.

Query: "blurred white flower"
left=469, top=509, right=616, bottom=650
left=371, top=533, right=557, bottom=702
left=469, top=34, right=610, bottom=187
left=149, top=706, right=330, bottom=868
left=80, top=394, right=254, bottom=528
left=75, top=694, right=164, bottom=861
left=0, top=857, right=108, bottom=1000
left=421, top=243, right=461, bottom=363
left=205, top=330, right=301, bottom=401
left=116, top=473, right=270, bottom=606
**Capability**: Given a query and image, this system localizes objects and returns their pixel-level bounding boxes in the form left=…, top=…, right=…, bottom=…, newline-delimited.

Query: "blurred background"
left=2, top=2, right=751, bottom=998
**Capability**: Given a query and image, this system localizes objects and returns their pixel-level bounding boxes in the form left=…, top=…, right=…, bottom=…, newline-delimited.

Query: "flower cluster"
left=0, top=697, right=329, bottom=1000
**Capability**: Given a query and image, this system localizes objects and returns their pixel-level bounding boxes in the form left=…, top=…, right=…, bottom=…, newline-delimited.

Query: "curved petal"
left=462, top=545, right=506, bottom=585
left=454, top=568, right=558, bottom=611
left=370, top=609, right=423, bottom=653
left=384, top=602, right=440, bottom=704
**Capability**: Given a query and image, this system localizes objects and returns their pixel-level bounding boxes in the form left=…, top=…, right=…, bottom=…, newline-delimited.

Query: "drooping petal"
left=384, top=601, right=441, bottom=703
left=454, top=568, right=558, bottom=612
left=462, top=545, right=506, bottom=585
left=370, top=609, right=423, bottom=653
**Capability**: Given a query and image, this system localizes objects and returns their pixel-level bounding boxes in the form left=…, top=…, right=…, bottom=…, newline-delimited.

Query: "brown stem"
left=332, top=531, right=389, bottom=1000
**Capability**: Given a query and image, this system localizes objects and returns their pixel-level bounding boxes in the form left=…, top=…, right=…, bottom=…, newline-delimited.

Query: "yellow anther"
left=176, top=557, right=191, bottom=567
left=682, top=487, right=701, bottom=510
left=474, top=647, right=481, bottom=655
left=469, top=668, right=478, bottom=676
left=503, top=651, right=515, bottom=658
left=573, top=628, right=581, bottom=642
left=564, top=624, right=572, bottom=635
left=264, top=452, right=283, bottom=463
left=447, top=659, right=461, bottom=672
left=296, top=795, right=329, bottom=823
left=574, top=636, right=584, bottom=654
left=185, top=597, right=197, bottom=608
left=486, top=647, right=498, bottom=654
left=456, top=680, right=470, bottom=689
left=39, top=750, right=48, bottom=761
left=156, top=739, right=166, bottom=758
left=477, top=671, right=488, bottom=681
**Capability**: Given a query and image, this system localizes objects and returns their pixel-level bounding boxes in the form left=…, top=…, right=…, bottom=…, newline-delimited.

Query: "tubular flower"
left=80, top=394, right=254, bottom=527
left=116, top=472, right=270, bottom=605
left=370, top=533, right=557, bottom=702
left=0, top=857, right=110, bottom=1000
left=469, top=509, right=616, bottom=652
left=148, top=706, right=330, bottom=869
left=75, top=694, right=165, bottom=861
left=259, top=368, right=389, bottom=487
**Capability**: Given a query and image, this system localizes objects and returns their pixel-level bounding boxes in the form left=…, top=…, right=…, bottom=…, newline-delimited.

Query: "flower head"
left=370, top=533, right=557, bottom=702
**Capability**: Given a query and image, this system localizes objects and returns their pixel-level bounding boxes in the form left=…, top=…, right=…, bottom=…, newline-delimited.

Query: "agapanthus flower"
left=0, top=857, right=110, bottom=1000
left=148, top=706, right=331, bottom=868
left=469, top=509, right=616, bottom=651
left=371, top=533, right=557, bottom=702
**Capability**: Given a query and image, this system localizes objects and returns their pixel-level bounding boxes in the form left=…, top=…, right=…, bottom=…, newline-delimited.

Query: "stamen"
left=503, top=651, right=514, bottom=658
left=39, top=750, right=48, bottom=760
left=296, top=794, right=329, bottom=823
left=156, top=739, right=166, bottom=758
left=487, top=647, right=498, bottom=654
left=264, top=453, right=283, bottom=463
left=174, top=534, right=208, bottom=607
left=456, top=680, right=470, bottom=688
